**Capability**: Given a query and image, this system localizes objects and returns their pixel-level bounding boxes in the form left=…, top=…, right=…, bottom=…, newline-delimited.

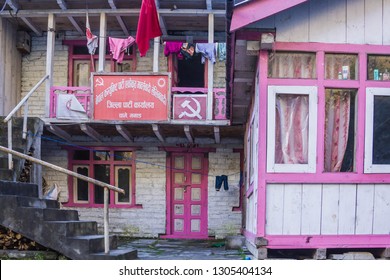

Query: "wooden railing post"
left=104, top=187, right=109, bottom=254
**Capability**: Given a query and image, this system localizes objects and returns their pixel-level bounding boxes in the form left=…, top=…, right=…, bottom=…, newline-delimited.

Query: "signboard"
left=93, top=73, right=170, bottom=121
left=173, top=95, right=207, bottom=120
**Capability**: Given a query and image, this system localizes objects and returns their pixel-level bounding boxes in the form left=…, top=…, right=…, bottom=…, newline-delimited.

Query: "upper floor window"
left=367, top=55, right=390, bottom=81
left=325, top=53, right=358, bottom=80
left=65, top=41, right=136, bottom=87
left=67, top=148, right=137, bottom=207
left=268, top=52, right=316, bottom=79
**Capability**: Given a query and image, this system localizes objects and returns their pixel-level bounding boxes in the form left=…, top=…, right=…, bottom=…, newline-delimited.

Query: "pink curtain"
left=324, top=91, right=351, bottom=172
left=275, top=95, right=309, bottom=164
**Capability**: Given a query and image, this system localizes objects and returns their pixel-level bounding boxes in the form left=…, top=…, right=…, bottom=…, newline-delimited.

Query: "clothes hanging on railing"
left=217, top=42, right=226, bottom=61
left=195, top=43, right=216, bottom=64
left=109, top=36, right=136, bottom=64
left=164, top=41, right=184, bottom=59
left=86, top=13, right=98, bottom=55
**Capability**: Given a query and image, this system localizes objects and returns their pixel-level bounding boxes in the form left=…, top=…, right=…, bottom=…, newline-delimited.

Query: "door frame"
left=161, top=147, right=214, bottom=238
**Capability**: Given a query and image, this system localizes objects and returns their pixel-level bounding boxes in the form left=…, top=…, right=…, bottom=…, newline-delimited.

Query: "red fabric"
left=136, top=0, right=162, bottom=57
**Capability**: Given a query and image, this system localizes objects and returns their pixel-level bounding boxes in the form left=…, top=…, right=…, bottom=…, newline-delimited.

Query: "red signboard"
left=93, top=73, right=170, bottom=121
left=173, top=95, right=207, bottom=120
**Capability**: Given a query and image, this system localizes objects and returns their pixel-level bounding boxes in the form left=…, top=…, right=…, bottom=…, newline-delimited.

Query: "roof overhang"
left=230, top=0, right=309, bottom=31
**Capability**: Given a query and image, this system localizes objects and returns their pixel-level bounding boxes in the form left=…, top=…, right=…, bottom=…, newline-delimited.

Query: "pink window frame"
left=255, top=42, right=390, bottom=237
left=63, top=40, right=137, bottom=87
left=64, top=147, right=141, bottom=209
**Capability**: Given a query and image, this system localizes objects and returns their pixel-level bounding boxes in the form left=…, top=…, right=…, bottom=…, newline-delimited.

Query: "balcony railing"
left=49, top=86, right=227, bottom=121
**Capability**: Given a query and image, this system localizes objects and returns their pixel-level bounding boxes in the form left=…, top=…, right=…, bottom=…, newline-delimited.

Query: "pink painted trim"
left=243, top=229, right=257, bottom=243
left=265, top=235, right=390, bottom=249
left=231, top=0, right=309, bottom=31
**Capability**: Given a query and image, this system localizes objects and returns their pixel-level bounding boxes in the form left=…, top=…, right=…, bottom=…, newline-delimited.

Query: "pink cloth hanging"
left=109, top=36, right=136, bottom=63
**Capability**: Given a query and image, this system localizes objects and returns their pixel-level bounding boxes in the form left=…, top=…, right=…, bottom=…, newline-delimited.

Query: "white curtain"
left=275, top=94, right=309, bottom=164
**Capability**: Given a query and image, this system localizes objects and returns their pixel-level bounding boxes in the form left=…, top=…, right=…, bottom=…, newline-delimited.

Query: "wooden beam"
left=46, top=125, right=72, bottom=142
left=56, top=0, right=83, bottom=35
left=6, top=0, right=19, bottom=13
left=108, top=0, right=129, bottom=36
left=152, top=124, right=165, bottom=143
left=80, top=124, right=103, bottom=142
left=20, top=17, right=43, bottom=36
left=115, top=124, right=134, bottom=142
left=206, top=0, right=213, bottom=10
left=184, top=125, right=194, bottom=143
left=214, top=126, right=220, bottom=144
left=206, top=13, right=214, bottom=120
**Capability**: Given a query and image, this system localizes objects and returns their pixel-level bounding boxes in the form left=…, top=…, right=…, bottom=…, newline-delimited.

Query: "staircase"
left=0, top=180, right=138, bottom=260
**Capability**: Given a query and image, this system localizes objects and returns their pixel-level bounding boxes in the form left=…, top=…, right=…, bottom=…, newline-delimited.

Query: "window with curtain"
left=267, top=86, right=317, bottom=173
left=325, top=53, right=358, bottom=80
left=324, top=89, right=356, bottom=172
left=268, top=52, right=316, bottom=79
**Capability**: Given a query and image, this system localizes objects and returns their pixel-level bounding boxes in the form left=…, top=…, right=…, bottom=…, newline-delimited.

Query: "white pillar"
left=45, top=13, right=55, bottom=118
left=207, top=13, right=214, bottom=120
left=98, top=13, right=107, bottom=72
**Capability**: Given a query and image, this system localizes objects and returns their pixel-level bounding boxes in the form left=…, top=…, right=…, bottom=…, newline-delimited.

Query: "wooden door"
left=169, top=153, right=208, bottom=238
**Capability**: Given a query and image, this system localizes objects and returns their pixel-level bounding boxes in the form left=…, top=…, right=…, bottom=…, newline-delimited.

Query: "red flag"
left=136, top=0, right=162, bottom=57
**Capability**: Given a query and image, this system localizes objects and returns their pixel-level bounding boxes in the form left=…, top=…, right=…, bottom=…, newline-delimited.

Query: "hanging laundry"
left=136, top=0, right=162, bottom=57
left=180, top=43, right=195, bottom=60
left=164, top=41, right=184, bottom=59
left=109, top=36, right=136, bottom=64
left=86, top=13, right=98, bottom=55
left=215, top=175, right=229, bottom=191
left=217, top=42, right=226, bottom=61
left=195, top=43, right=216, bottom=64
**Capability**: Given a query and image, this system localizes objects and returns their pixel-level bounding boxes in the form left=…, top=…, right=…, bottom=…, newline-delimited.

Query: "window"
left=268, top=52, right=316, bottom=79
left=324, top=89, right=357, bottom=172
left=68, top=148, right=136, bottom=207
left=267, top=86, right=317, bottom=173
left=325, top=53, right=358, bottom=80
left=367, top=55, right=390, bottom=81
left=365, top=88, right=390, bottom=173
left=65, top=41, right=136, bottom=86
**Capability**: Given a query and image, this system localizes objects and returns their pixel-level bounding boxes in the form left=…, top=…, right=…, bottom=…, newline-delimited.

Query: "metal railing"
left=0, top=145, right=124, bottom=254
left=3, top=74, right=49, bottom=169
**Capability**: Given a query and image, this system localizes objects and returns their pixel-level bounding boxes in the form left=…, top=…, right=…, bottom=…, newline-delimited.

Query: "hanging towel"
left=136, top=0, right=162, bottom=57
left=109, top=36, right=136, bottom=63
left=164, top=41, right=184, bottom=59
left=195, top=43, right=216, bottom=64
left=217, top=42, right=226, bottom=61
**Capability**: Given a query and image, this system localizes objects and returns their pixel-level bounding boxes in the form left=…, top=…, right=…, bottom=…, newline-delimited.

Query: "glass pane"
left=268, top=52, right=316, bottom=79
left=73, top=150, right=90, bottom=160
left=174, top=219, right=184, bottom=232
left=275, top=94, right=309, bottom=164
left=174, top=173, right=185, bottom=184
left=114, top=151, right=133, bottom=161
left=325, top=53, right=358, bottom=80
left=324, top=89, right=356, bottom=172
left=191, top=188, right=201, bottom=201
left=94, top=165, right=110, bottom=204
left=75, top=166, right=89, bottom=202
left=174, top=156, right=185, bottom=169
left=174, top=204, right=184, bottom=215
left=93, top=151, right=110, bottom=160
left=116, top=167, right=131, bottom=203
left=191, top=156, right=202, bottom=169
left=191, top=219, right=201, bottom=232
left=191, top=173, right=201, bottom=184
left=373, top=95, right=390, bottom=164
left=191, top=205, right=201, bottom=215
left=73, top=60, right=91, bottom=87
left=367, top=55, right=390, bottom=80
left=174, top=188, right=184, bottom=200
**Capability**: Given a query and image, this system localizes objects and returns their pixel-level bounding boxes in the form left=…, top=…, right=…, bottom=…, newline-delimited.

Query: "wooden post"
left=7, top=121, right=13, bottom=170
left=104, top=187, right=109, bottom=254
left=207, top=13, right=214, bottom=120
left=98, top=13, right=107, bottom=72
left=153, top=37, right=160, bottom=72
left=45, top=14, right=55, bottom=118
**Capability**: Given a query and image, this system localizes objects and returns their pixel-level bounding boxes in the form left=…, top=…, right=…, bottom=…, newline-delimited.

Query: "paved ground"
left=118, top=238, right=254, bottom=260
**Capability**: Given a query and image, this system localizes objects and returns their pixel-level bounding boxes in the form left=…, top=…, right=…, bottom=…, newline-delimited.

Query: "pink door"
left=168, top=153, right=208, bottom=238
